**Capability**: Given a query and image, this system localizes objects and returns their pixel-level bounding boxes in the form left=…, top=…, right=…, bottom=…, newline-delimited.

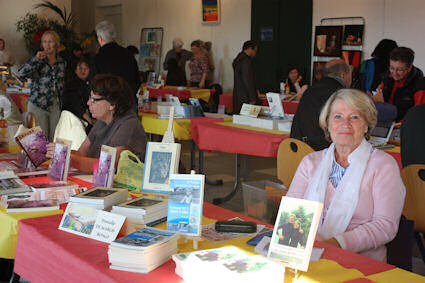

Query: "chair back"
left=401, top=164, right=425, bottom=232
left=277, top=138, right=314, bottom=187
left=22, top=112, right=35, bottom=128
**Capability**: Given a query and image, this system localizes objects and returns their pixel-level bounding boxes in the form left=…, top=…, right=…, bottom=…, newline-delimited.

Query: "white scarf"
left=304, top=138, right=372, bottom=240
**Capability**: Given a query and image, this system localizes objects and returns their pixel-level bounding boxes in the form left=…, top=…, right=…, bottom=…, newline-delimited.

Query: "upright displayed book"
left=59, top=202, right=126, bottom=243
left=14, top=125, right=49, bottom=167
left=142, top=142, right=181, bottom=194
left=70, top=187, right=128, bottom=210
left=93, top=145, right=117, bottom=188
left=166, top=173, right=204, bottom=236
left=172, top=246, right=285, bottom=283
left=6, top=199, right=59, bottom=213
left=0, top=171, right=31, bottom=195
left=268, top=196, right=323, bottom=271
left=108, top=227, right=180, bottom=273
left=48, top=138, right=72, bottom=181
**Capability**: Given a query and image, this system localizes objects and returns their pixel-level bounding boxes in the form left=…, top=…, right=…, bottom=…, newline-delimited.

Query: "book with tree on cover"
left=14, top=125, right=49, bottom=168
left=93, top=145, right=117, bottom=188
left=48, top=138, right=72, bottom=181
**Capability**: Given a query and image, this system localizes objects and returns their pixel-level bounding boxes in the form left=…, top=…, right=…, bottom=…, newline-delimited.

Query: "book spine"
left=146, top=216, right=167, bottom=227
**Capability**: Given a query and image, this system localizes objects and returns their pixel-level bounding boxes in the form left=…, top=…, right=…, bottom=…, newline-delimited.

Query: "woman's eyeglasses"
left=89, top=97, right=105, bottom=103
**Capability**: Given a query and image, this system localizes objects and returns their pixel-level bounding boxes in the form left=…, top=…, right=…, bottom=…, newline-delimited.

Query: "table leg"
left=213, top=153, right=241, bottom=205
left=199, top=150, right=223, bottom=186
left=244, top=155, right=249, bottom=181
left=190, top=140, right=196, bottom=171
left=9, top=272, right=20, bottom=283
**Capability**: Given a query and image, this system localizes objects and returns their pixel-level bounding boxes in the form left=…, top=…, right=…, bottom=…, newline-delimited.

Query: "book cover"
left=142, top=142, right=181, bottom=194
left=268, top=196, right=323, bottom=272
left=93, top=145, right=117, bottom=188
left=115, top=196, right=165, bottom=214
left=59, top=202, right=126, bottom=243
left=140, top=43, right=150, bottom=56
left=48, top=138, right=72, bottom=181
left=111, top=227, right=179, bottom=249
left=6, top=199, right=59, bottom=213
left=14, top=126, right=49, bottom=168
left=71, top=187, right=126, bottom=202
left=30, top=180, right=78, bottom=191
left=166, top=174, right=204, bottom=236
left=0, top=176, right=32, bottom=195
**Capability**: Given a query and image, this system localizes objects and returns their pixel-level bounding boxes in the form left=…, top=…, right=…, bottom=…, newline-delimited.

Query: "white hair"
left=95, top=21, right=116, bottom=43
left=172, top=38, right=184, bottom=49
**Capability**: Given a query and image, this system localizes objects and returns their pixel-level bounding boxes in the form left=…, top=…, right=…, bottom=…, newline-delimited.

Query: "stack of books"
left=108, top=227, right=179, bottom=273
left=172, top=246, right=285, bottom=283
left=70, top=187, right=128, bottom=210
left=111, top=194, right=168, bottom=228
left=6, top=199, right=59, bottom=213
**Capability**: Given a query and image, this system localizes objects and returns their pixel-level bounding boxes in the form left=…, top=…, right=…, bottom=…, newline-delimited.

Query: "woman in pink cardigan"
left=287, top=89, right=405, bottom=262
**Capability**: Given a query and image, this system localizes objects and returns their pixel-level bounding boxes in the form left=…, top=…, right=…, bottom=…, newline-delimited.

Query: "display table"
left=0, top=175, right=92, bottom=259
left=13, top=202, right=424, bottom=283
left=219, top=94, right=299, bottom=114
left=147, top=87, right=213, bottom=102
left=8, top=93, right=29, bottom=113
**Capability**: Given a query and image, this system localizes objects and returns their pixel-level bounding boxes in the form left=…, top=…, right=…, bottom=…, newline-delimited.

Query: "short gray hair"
left=172, top=38, right=184, bottom=49
left=95, top=21, right=116, bottom=43
left=324, top=60, right=351, bottom=77
left=319, top=89, right=378, bottom=141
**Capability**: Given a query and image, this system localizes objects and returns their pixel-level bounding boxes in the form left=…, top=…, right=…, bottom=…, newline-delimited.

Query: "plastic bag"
left=113, top=150, right=144, bottom=191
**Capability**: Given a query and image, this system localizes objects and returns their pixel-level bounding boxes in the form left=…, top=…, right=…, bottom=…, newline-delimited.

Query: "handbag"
left=113, top=150, right=144, bottom=191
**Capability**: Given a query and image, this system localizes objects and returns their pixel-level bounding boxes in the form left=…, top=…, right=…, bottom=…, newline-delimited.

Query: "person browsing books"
left=47, top=74, right=147, bottom=173
left=286, top=89, right=405, bottom=262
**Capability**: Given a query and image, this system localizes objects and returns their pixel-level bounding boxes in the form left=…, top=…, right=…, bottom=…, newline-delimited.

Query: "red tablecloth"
left=14, top=202, right=395, bottom=283
left=148, top=88, right=192, bottom=100
left=9, top=93, right=29, bottom=112
left=219, top=94, right=299, bottom=114
left=191, top=121, right=289, bottom=157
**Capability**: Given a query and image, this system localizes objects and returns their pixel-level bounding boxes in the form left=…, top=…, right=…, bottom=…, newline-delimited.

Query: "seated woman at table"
left=284, top=66, right=308, bottom=100
left=48, top=74, right=147, bottom=173
left=286, top=88, right=405, bottom=262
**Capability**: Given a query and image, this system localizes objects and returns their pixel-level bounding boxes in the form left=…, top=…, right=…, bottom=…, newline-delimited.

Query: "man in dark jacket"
left=290, top=60, right=352, bottom=150
left=93, top=21, right=141, bottom=106
left=232, top=40, right=260, bottom=114
left=373, top=47, right=424, bottom=121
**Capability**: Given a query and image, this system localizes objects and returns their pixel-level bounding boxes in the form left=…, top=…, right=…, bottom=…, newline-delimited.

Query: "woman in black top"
left=285, top=66, right=308, bottom=100
left=62, top=58, right=95, bottom=132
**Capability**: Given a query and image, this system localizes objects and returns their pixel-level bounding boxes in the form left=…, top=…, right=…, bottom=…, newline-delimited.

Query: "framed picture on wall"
left=343, top=25, right=364, bottom=46
left=314, top=25, right=343, bottom=57
left=202, top=0, right=220, bottom=24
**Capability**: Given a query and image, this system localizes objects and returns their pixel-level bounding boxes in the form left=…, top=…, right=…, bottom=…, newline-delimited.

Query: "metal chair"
left=277, top=138, right=314, bottom=188
left=401, top=164, right=425, bottom=264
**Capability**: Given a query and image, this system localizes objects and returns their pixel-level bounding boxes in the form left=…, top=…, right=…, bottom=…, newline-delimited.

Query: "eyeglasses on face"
left=89, top=96, right=105, bottom=103
left=389, top=66, right=409, bottom=73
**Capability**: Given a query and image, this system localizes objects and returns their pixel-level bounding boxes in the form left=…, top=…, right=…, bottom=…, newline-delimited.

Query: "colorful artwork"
left=202, top=0, right=220, bottom=23
left=16, top=127, right=49, bottom=167
left=314, top=26, right=343, bottom=57
left=343, top=25, right=364, bottom=46
left=60, top=203, right=97, bottom=235
left=48, top=141, right=70, bottom=181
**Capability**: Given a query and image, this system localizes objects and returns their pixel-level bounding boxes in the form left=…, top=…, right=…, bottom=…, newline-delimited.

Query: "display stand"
left=139, top=27, right=164, bottom=78
left=162, top=107, right=175, bottom=143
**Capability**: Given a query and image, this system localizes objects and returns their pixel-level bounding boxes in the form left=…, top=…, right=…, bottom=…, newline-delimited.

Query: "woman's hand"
left=46, top=142, right=56, bottom=159
left=371, top=88, right=385, bottom=103
left=36, top=51, right=47, bottom=60
left=296, top=75, right=303, bottom=84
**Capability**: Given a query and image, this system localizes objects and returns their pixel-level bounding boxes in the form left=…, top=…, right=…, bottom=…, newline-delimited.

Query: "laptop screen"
left=371, top=121, right=394, bottom=139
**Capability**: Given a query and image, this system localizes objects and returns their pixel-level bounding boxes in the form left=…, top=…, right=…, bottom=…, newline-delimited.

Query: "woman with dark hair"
left=284, top=66, right=308, bottom=100
left=47, top=74, right=147, bottom=172
left=188, top=40, right=209, bottom=88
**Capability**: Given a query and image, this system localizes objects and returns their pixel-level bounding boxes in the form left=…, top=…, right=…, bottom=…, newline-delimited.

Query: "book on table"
left=142, top=142, right=181, bottom=194
left=268, top=196, right=323, bottom=272
left=0, top=171, right=31, bottom=195
left=0, top=161, right=49, bottom=177
left=172, top=246, right=285, bottom=283
left=30, top=180, right=79, bottom=191
left=70, top=187, right=128, bottom=210
left=48, top=138, right=72, bottom=181
left=6, top=199, right=59, bottom=213
left=108, top=227, right=179, bottom=273
left=14, top=125, right=49, bottom=168
left=0, top=186, right=87, bottom=205
left=93, top=145, right=117, bottom=188
left=166, top=173, right=204, bottom=236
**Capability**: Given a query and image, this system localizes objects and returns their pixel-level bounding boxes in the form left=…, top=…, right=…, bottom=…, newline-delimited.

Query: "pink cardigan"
left=287, top=149, right=405, bottom=262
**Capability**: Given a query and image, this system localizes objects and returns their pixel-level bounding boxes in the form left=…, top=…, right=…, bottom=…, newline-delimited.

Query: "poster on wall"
left=139, top=27, right=164, bottom=74
left=343, top=25, right=364, bottom=46
left=314, top=26, right=343, bottom=57
left=202, top=0, right=220, bottom=24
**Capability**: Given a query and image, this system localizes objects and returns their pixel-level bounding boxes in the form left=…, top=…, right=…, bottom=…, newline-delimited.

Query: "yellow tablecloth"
left=0, top=207, right=63, bottom=259
left=367, top=267, right=425, bottom=282
left=216, top=121, right=289, bottom=135
left=141, top=113, right=193, bottom=140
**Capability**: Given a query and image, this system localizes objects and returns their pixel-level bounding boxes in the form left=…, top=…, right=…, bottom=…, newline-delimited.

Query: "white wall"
left=313, top=0, right=425, bottom=71
left=121, top=0, right=251, bottom=92
left=0, top=0, right=71, bottom=71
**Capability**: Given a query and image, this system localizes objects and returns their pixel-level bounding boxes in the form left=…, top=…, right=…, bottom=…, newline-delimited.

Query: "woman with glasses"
left=48, top=74, right=147, bottom=172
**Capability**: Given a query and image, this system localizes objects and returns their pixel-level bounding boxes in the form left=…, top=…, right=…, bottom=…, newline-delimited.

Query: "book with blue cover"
left=166, top=173, right=205, bottom=236
left=110, top=227, right=179, bottom=250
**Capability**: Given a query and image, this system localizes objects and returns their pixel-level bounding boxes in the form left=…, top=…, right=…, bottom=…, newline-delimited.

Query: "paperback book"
left=93, top=145, right=117, bottom=188
left=30, top=180, right=79, bottom=191
left=6, top=199, right=59, bottom=213
left=268, top=196, right=323, bottom=271
left=1, top=186, right=87, bottom=205
left=70, top=187, right=128, bottom=210
left=0, top=172, right=31, bottom=195
left=59, top=202, right=126, bottom=243
left=14, top=125, right=49, bottom=167
left=142, top=142, right=181, bottom=194
left=48, top=138, right=72, bottom=181
left=166, top=173, right=204, bottom=236
left=110, top=227, right=179, bottom=250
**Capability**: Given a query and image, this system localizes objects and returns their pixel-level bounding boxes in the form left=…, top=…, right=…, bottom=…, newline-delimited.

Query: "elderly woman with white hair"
left=18, top=30, right=66, bottom=141
left=163, top=37, right=192, bottom=84
left=287, top=88, right=405, bottom=262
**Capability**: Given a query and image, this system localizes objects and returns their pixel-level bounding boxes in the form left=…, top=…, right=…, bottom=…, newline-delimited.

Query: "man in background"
left=93, top=21, right=141, bottom=106
left=232, top=40, right=260, bottom=114
left=290, top=59, right=352, bottom=150
left=163, top=38, right=192, bottom=85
